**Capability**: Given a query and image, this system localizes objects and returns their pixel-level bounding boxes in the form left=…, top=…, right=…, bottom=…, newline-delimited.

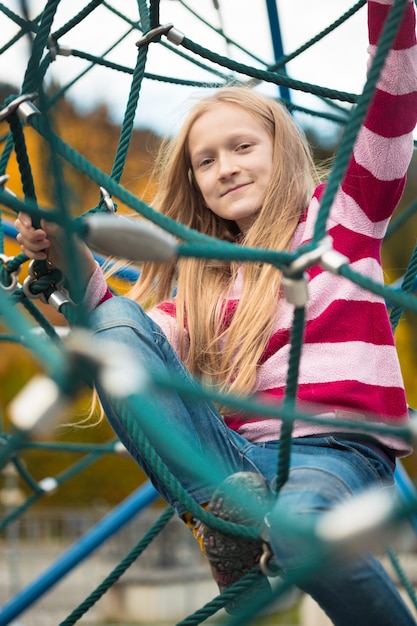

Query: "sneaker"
left=201, top=471, right=273, bottom=614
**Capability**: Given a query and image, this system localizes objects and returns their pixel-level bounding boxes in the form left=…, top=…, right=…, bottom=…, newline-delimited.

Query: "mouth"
left=221, top=182, right=250, bottom=197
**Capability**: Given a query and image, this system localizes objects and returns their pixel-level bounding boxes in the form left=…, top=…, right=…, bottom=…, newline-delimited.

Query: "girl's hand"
left=15, top=212, right=97, bottom=282
left=15, top=212, right=63, bottom=268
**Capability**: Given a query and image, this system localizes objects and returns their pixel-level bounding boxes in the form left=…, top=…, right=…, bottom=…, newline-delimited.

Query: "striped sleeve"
left=334, top=0, right=417, bottom=236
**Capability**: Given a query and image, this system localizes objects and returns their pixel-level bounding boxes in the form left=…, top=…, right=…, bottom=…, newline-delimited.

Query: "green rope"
left=177, top=569, right=269, bottom=625
left=271, top=0, right=367, bottom=72
left=0, top=2, right=39, bottom=33
left=109, top=46, right=148, bottom=184
left=51, top=0, right=105, bottom=41
left=177, top=0, right=268, bottom=67
left=386, top=546, right=417, bottom=611
left=0, top=446, right=115, bottom=534
left=275, top=305, right=306, bottom=494
left=181, top=35, right=358, bottom=104
left=7, top=114, right=37, bottom=204
left=21, top=0, right=60, bottom=95
left=149, top=0, right=160, bottom=30
left=59, top=507, right=175, bottom=625
left=339, top=263, right=417, bottom=315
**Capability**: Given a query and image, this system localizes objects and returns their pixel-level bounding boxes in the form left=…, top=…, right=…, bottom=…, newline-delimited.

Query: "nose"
left=217, top=152, right=239, bottom=179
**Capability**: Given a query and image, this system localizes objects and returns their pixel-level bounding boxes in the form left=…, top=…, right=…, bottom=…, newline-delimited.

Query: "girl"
left=16, top=0, right=417, bottom=623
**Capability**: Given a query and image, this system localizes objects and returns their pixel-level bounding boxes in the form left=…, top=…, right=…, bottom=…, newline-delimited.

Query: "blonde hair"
left=129, top=87, right=321, bottom=401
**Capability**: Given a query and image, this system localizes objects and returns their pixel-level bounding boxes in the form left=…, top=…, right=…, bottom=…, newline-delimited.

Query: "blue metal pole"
left=264, top=0, right=291, bottom=102
left=0, top=481, right=158, bottom=625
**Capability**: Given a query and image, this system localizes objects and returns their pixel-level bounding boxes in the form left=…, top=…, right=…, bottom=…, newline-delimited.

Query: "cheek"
left=261, top=164, right=273, bottom=190
left=194, top=175, right=211, bottom=203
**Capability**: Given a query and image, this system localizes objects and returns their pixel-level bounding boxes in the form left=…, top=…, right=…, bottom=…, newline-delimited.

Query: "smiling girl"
left=15, top=0, right=417, bottom=623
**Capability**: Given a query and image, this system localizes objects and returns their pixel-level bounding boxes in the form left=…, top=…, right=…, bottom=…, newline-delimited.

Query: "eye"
left=236, top=142, right=252, bottom=152
left=198, top=157, right=214, bottom=168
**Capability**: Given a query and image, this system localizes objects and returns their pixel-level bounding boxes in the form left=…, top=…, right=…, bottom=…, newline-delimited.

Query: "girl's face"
left=188, top=103, right=274, bottom=234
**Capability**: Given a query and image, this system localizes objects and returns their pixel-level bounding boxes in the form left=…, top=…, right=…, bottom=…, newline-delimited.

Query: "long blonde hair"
left=129, top=87, right=321, bottom=400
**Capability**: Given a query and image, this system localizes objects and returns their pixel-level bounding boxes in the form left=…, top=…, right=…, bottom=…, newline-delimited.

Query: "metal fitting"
left=259, top=542, right=281, bottom=577
left=38, top=477, right=59, bottom=494
left=9, top=375, right=69, bottom=435
left=66, top=330, right=150, bottom=398
left=47, top=35, right=58, bottom=61
left=47, top=289, right=73, bottom=313
left=0, top=93, right=40, bottom=124
left=282, top=273, right=309, bottom=308
left=408, top=418, right=417, bottom=448
left=48, top=36, right=72, bottom=60
left=282, top=236, right=349, bottom=306
left=166, top=26, right=185, bottom=45
left=0, top=254, right=21, bottom=292
left=22, top=260, right=65, bottom=303
left=0, top=174, right=16, bottom=198
left=57, top=46, right=72, bottom=57
left=320, top=248, right=349, bottom=274
left=99, top=186, right=115, bottom=213
left=136, top=23, right=184, bottom=48
left=315, top=487, right=396, bottom=553
left=113, top=441, right=129, bottom=456
left=284, top=236, right=333, bottom=277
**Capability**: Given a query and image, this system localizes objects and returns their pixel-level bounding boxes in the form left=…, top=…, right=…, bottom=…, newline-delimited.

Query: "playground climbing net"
left=1, top=0, right=417, bottom=624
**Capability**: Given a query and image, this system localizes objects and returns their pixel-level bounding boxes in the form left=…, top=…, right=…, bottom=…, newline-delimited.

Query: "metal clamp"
left=47, top=288, right=73, bottom=313
left=47, top=35, right=72, bottom=60
left=285, top=236, right=349, bottom=277
left=0, top=93, right=40, bottom=124
left=47, top=36, right=58, bottom=61
left=282, top=236, right=349, bottom=306
left=0, top=254, right=21, bottom=292
left=38, top=477, right=58, bottom=494
left=22, top=260, right=65, bottom=304
left=284, top=236, right=333, bottom=277
left=136, top=23, right=184, bottom=48
left=0, top=175, right=17, bottom=203
left=259, top=542, right=281, bottom=578
left=282, top=273, right=309, bottom=308
left=99, top=187, right=115, bottom=213
left=320, top=247, right=349, bottom=274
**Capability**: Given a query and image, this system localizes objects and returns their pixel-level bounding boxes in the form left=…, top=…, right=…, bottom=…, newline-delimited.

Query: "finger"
left=16, top=226, right=48, bottom=244
left=17, top=212, right=32, bottom=228
left=15, top=217, right=48, bottom=241
left=17, top=242, right=49, bottom=260
left=16, top=232, right=50, bottom=251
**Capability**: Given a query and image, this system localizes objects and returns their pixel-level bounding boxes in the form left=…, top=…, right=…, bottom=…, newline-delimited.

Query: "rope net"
left=1, top=1, right=417, bottom=624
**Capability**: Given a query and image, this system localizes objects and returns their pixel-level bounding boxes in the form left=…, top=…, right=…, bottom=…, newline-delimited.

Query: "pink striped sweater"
left=88, top=0, right=417, bottom=456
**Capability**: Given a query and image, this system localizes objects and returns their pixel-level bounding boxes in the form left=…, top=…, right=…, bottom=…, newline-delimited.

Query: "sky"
left=1, top=1, right=369, bottom=141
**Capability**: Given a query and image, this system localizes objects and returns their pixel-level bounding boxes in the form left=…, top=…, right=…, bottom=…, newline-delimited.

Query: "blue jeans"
left=89, top=297, right=415, bottom=626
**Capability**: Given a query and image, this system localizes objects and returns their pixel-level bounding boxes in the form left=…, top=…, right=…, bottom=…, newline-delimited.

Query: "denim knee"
left=267, top=466, right=352, bottom=571
left=88, top=296, right=154, bottom=335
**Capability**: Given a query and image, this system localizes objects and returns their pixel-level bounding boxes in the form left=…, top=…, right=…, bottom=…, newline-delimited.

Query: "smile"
left=221, top=182, right=251, bottom=197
